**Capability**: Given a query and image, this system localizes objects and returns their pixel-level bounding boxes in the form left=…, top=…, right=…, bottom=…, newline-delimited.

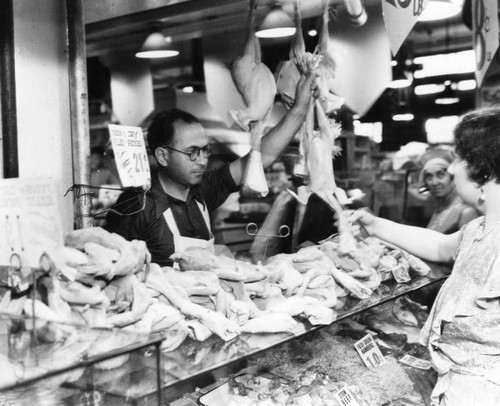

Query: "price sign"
left=0, top=177, right=64, bottom=267
left=472, top=0, right=499, bottom=86
left=399, top=354, right=432, bottom=370
left=108, top=124, right=151, bottom=188
left=334, top=386, right=362, bottom=406
left=382, top=0, right=429, bottom=55
left=354, top=333, right=386, bottom=368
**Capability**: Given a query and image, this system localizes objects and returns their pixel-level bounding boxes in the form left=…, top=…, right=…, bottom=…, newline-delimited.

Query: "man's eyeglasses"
left=163, top=145, right=212, bottom=161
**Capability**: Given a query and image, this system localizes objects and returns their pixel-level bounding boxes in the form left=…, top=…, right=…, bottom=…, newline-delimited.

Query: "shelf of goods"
left=1, top=260, right=449, bottom=405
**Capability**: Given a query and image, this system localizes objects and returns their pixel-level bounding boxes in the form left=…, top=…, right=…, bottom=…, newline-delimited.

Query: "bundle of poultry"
left=319, top=234, right=430, bottom=290
left=231, top=0, right=276, bottom=197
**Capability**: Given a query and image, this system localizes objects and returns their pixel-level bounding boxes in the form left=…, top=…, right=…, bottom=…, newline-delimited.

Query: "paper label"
left=382, top=0, right=429, bottom=55
left=399, top=354, right=432, bottom=370
left=0, top=177, right=63, bottom=267
left=391, top=264, right=412, bottom=283
left=334, top=386, right=362, bottom=406
left=354, top=333, right=386, bottom=368
left=472, top=0, right=499, bottom=86
left=108, top=124, right=151, bottom=188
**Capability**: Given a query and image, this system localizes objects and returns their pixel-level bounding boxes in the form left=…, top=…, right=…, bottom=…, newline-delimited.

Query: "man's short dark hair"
left=147, top=109, right=200, bottom=153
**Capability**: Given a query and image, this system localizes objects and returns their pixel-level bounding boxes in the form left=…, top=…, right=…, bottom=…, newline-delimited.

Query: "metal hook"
left=245, top=222, right=290, bottom=238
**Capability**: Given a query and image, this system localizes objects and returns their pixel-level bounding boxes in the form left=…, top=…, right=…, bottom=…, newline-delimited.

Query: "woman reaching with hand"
left=348, top=106, right=500, bottom=406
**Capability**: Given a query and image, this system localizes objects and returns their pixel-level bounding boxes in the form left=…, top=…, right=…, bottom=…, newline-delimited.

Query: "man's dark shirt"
left=105, top=164, right=238, bottom=266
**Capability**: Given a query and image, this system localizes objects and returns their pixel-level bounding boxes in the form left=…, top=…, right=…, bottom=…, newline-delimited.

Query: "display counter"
left=0, top=261, right=449, bottom=405
left=0, top=313, right=164, bottom=405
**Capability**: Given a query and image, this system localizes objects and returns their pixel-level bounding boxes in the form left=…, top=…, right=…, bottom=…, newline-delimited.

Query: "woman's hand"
left=333, top=209, right=377, bottom=239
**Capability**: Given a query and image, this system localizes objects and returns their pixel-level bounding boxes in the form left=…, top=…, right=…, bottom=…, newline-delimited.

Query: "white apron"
left=163, top=200, right=215, bottom=255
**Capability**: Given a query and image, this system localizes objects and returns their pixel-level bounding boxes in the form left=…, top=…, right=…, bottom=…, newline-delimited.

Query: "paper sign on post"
left=354, top=333, right=386, bottom=368
left=108, top=124, right=151, bottom=188
left=472, top=0, right=499, bottom=86
left=0, top=177, right=64, bottom=267
left=382, top=0, right=429, bottom=56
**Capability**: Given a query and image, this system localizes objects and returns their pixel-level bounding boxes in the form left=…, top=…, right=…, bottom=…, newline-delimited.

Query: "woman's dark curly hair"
left=454, top=106, right=500, bottom=186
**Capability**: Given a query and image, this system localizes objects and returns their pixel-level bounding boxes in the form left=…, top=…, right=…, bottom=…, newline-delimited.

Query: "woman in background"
left=419, top=148, right=479, bottom=234
left=349, top=106, right=500, bottom=405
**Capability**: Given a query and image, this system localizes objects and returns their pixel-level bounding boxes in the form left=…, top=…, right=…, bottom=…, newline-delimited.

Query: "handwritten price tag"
left=382, top=0, right=429, bottom=55
left=399, top=354, right=432, bottom=370
left=334, top=386, right=362, bottom=406
left=109, top=124, right=151, bottom=188
left=354, top=333, right=386, bottom=368
left=0, top=178, right=63, bottom=267
left=472, top=0, right=499, bottom=86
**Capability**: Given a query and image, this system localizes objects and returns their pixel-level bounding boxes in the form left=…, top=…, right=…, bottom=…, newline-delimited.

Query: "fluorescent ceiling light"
left=418, top=0, right=463, bottom=22
left=182, top=86, right=194, bottom=93
left=435, top=81, right=459, bottom=104
left=413, top=50, right=475, bottom=78
left=389, top=66, right=412, bottom=88
left=393, top=113, right=414, bottom=121
left=256, top=7, right=296, bottom=38
left=136, top=31, right=179, bottom=59
left=308, top=29, right=318, bottom=37
left=457, top=79, right=476, bottom=91
left=415, top=83, right=446, bottom=95
left=426, top=115, right=459, bottom=144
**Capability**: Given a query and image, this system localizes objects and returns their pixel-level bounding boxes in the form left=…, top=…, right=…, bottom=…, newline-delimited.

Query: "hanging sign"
left=382, top=0, right=429, bottom=56
left=108, top=124, right=151, bottom=188
left=472, top=0, right=499, bottom=86
left=0, top=177, right=64, bottom=267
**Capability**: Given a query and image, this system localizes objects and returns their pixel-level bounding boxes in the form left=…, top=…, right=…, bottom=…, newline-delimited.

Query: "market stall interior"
left=0, top=0, right=491, bottom=405
left=84, top=0, right=477, bottom=230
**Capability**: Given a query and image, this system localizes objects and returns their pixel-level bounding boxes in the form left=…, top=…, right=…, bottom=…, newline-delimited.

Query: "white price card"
left=472, top=0, right=499, bottom=86
left=108, top=124, right=151, bottom=188
left=399, top=354, right=432, bottom=370
left=354, top=333, right=386, bottom=368
left=0, top=177, right=64, bottom=267
left=334, top=386, right=362, bottom=406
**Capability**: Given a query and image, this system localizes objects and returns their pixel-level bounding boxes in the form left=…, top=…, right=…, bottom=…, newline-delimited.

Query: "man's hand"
left=293, top=72, right=320, bottom=112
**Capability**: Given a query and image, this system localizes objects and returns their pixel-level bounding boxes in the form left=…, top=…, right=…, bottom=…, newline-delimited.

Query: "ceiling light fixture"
left=417, top=0, right=463, bottom=22
left=435, top=81, right=460, bottom=104
left=256, top=6, right=296, bottom=38
left=392, top=102, right=414, bottom=121
left=135, top=28, right=179, bottom=59
left=415, top=83, right=446, bottom=95
left=389, top=66, right=412, bottom=89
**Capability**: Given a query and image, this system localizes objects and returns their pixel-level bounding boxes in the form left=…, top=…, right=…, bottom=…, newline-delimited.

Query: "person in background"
left=105, top=73, right=319, bottom=266
left=91, top=145, right=121, bottom=188
left=419, top=148, right=479, bottom=234
left=348, top=106, right=500, bottom=406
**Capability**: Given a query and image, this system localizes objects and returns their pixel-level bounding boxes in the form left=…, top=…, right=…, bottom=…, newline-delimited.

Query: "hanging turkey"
left=230, top=0, right=277, bottom=197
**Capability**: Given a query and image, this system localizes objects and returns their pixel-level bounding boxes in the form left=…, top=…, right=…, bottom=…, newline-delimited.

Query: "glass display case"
left=0, top=313, right=164, bottom=405
left=156, top=261, right=449, bottom=403
left=0, top=262, right=450, bottom=405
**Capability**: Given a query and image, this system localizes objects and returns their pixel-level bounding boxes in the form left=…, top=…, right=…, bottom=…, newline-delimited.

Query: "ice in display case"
left=0, top=313, right=164, bottom=405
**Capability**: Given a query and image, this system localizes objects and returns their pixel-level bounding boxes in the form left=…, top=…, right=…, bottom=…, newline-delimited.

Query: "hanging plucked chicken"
left=230, top=0, right=277, bottom=196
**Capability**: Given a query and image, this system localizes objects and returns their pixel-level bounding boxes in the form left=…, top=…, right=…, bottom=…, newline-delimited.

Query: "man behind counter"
left=105, top=73, right=318, bottom=266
